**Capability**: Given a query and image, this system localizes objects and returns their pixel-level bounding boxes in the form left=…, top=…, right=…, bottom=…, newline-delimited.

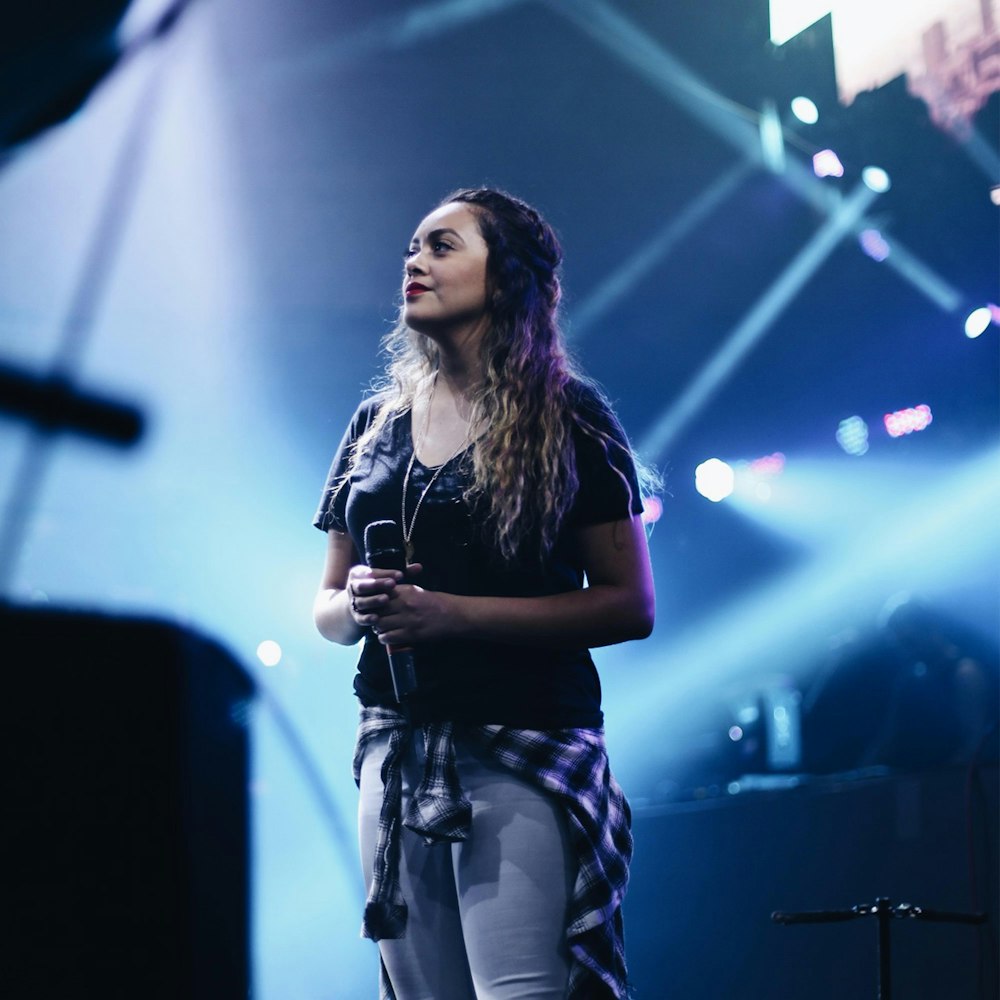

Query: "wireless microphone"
left=363, top=519, right=417, bottom=703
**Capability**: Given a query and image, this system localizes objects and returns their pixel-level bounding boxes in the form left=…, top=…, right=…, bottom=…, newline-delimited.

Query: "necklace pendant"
left=404, top=539, right=415, bottom=564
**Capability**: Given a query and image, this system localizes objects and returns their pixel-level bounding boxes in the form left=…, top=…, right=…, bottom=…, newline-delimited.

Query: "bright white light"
left=862, top=166, right=891, bottom=193
left=695, top=459, right=735, bottom=502
left=965, top=306, right=994, bottom=339
left=813, top=149, right=844, bottom=178
left=728, top=725, right=744, bottom=742
left=769, top=0, right=832, bottom=45
left=790, top=96, right=819, bottom=124
left=256, top=639, right=282, bottom=667
left=991, top=186, right=1000, bottom=207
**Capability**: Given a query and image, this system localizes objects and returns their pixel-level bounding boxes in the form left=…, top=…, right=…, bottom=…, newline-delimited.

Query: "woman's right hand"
left=345, top=565, right=404, bottom=631
left=314, top=531, right=402, bottom=645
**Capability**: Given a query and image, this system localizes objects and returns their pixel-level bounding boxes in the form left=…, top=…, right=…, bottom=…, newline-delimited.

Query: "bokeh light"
left=256, top=639, right=282, bottom=667
left=964, top=305, right=996, bottom=339
left=790, top=96, right=819, bottom=124
left=862, top=166, right=891, bottom=193
left=813, top=149, right=845, bottom=178
left=695, top=459, right=735, bottom=502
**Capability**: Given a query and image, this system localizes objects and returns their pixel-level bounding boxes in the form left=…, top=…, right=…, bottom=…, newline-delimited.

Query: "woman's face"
left=402, top=202, right=490, bottom=340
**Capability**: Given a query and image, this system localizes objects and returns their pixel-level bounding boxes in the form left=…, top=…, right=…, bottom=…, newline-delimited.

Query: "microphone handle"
left=366, top=543, right=417, bottom=703
left=386, top=644, right=417, bottom=703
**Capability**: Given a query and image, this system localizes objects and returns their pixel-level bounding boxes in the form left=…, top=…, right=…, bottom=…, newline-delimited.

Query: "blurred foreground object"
left=5, top=605, right=255, bottom=1000
left=0, top=0, right=189, bottom=157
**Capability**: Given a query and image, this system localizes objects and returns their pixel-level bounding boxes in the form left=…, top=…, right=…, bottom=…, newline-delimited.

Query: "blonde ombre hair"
left=344, top=188, right=653, bottom=562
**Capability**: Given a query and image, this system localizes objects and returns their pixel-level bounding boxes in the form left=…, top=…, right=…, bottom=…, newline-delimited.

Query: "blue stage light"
left=836, top=416, right=870, bottom=455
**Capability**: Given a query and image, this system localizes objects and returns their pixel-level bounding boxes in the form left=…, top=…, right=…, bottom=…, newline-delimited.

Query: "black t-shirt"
left=313, top=381, right=643, bottom=728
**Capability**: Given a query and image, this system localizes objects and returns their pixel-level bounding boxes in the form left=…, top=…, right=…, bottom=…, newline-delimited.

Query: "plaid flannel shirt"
left=353, top=704, right=633, bottom=999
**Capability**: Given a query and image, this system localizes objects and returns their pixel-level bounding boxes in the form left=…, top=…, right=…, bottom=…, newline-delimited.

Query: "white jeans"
left=358, top=729, right=576, bottom=999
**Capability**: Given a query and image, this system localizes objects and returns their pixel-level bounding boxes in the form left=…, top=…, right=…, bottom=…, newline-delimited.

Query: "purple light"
left=859, top=228, right=890, bottom=262
left=748, top=452, right=785, bottom=476
left=813, top=149, right=844, bottom=178
left=641, top=495, right=663, bottom=525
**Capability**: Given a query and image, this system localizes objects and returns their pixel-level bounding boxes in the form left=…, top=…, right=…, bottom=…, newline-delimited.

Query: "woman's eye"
left=432, top=241, right=453, bottom=253
left=403, top=247, right=417, bottom=260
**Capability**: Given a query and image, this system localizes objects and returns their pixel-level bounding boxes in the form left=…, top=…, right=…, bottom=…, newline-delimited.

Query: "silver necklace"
left=401, top=375, right=469, bottom=563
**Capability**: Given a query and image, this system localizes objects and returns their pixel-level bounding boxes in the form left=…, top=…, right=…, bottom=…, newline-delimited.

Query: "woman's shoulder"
left=565, top=376, right=624, bottom=436
left=346, top=391, right=392, bottom=434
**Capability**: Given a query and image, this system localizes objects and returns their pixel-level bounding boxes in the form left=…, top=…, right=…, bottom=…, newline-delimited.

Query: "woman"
left=313, top=188, right=656, bottom=999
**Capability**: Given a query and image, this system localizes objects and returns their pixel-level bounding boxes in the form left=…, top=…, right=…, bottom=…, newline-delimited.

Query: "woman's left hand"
left=372, top=566, right=457, bottom=645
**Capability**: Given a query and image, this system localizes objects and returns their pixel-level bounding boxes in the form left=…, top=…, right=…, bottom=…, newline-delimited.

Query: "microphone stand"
left=772, top=896, right=987, bottom=1000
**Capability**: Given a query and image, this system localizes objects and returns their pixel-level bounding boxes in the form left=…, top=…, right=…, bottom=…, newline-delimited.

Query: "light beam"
left=638, top=182, right=879, bottom=461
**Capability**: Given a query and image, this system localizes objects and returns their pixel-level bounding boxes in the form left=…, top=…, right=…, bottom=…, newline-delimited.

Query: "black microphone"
left=363, top=519, right=417, bottom=704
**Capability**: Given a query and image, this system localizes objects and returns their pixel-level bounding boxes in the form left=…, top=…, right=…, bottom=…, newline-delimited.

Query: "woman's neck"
left=434, top=334, right=483, bottom=400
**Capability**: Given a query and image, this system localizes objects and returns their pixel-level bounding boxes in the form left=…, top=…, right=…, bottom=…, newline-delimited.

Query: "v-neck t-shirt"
left=313, top=382, right=643, bottom=728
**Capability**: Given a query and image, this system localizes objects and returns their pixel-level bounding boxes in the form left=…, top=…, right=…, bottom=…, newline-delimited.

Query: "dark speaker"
left=4, top=604, right=255, bottom=1000
left=626, top=766, right=998, bottom=999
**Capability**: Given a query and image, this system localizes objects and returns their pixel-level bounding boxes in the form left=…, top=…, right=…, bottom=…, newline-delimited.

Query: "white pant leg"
left=451, top=735, right=575, bottom=1000
left=358, top=730, right=477, bottom=1000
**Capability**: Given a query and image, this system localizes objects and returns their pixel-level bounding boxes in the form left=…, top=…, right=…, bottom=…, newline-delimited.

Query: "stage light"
left=728, top=725, right=744, bottom=742
left=884, top=404, right=933, bottom=438
left=862, top=166, right=891, bottom=193
left=257, top=639, right=282, bottom=667
left=790, top=96, right=819, bottom=124
left=695, top=459, right=735, bottom=502
left=812, top=149, right=844, bottom=178
left=836, top=416, right=870, bottom=455
left=991, top=185, right=1000, bottom=207
left=859, top=228, right=890, bottom=262
left=610, top=445, right=1000, bottom=789
left=641, top=495, right=664, bottom=525
left=965, top=305, right=997, bottom=339
left=732, top=453, right=785, bottom=503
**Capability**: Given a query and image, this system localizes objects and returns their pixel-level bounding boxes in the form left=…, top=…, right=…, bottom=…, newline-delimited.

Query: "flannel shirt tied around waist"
left=353, top=704, right=634, bottom=1000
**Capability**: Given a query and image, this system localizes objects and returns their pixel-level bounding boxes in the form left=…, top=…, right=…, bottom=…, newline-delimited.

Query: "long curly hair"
left=345, top=187, right=652, bottom=561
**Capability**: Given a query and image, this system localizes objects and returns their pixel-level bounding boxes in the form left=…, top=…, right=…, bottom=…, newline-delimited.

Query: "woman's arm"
left=312, top=529, right=404, bottom=645
left=371, top=515, right=654, bottom=649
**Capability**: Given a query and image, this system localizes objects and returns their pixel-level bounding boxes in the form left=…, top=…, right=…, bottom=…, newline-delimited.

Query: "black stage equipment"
left=626, top=765, right=998, bottom=999
left=5, top=604, right=255, bottom=1000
